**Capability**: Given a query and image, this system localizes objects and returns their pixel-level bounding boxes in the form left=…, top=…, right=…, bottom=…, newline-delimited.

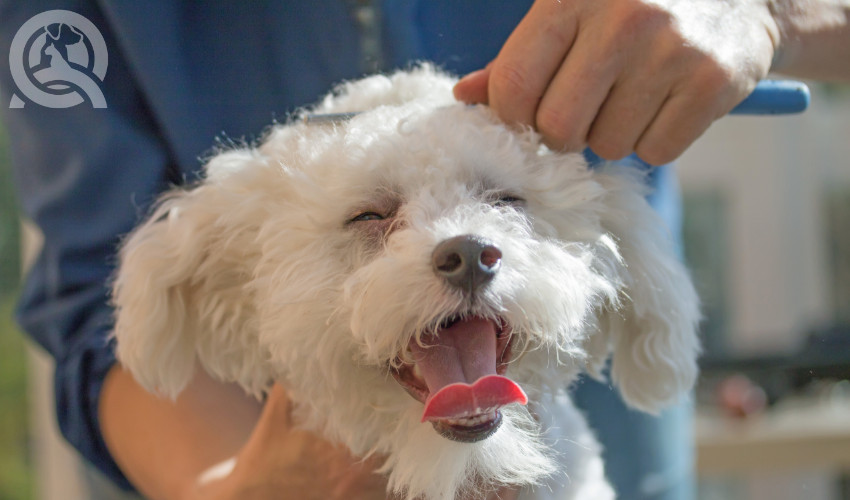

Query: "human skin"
left=101, top=369, right=518, bottom=500
left=101, top=368, right=391, bottom=500
left=453, top=0, right=850, bottom=165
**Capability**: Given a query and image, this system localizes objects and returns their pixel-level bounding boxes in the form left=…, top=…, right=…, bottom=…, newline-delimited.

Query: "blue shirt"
left=0, top=1, right=685, bottom=494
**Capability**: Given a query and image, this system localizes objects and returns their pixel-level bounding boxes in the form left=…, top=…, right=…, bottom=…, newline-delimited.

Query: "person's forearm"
left=770, top=0, right=850, bottom=81
left=99, top=365, right=262, bottom=500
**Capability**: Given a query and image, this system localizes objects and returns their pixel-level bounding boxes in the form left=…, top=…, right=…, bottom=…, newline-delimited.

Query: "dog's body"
left=112, top=66, right=700, bottom=499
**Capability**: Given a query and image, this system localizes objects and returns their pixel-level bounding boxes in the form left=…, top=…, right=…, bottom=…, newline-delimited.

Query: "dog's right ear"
left=112, top=150, right=269, bottom=399
left=585, top=166, right=701, bottom=414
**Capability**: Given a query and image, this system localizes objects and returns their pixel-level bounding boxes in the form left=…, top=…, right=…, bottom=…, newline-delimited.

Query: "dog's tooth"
left=440, top=410, right=502, bottom=429
left=412, top=362, right=423, bottom=380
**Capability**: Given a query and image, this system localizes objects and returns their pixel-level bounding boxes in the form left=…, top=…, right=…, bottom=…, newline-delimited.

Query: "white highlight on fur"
left=112, top=64, right=700, bottom=500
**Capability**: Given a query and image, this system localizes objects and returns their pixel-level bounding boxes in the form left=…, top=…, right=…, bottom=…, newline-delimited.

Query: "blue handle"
left=729, top=80, right=810, bottom=115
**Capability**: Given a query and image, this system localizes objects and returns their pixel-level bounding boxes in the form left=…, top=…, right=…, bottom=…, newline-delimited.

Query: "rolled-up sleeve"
left=0, top=1, right=176, bottom=489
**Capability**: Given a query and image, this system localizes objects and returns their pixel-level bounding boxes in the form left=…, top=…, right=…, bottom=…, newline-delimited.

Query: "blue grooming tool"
left=730, top=80, right=810, bottom=115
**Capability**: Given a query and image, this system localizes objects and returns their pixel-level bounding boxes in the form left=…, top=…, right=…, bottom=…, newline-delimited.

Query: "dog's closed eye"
left=345, top=205, right=400, bottom=250
left=495, top=195, right=524, bottom=207
left=348, top=211, right=386, bottom=223
left=491, top=194, right=526, bottom=209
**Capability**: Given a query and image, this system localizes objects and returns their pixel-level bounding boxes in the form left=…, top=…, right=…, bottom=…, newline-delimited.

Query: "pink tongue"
left=421, top=375, right=528, bottom=422
left=409, top=317, right=527, bottom=422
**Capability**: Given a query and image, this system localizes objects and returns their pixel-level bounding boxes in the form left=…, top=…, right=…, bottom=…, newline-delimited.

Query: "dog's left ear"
left=112, top=149, right=271, bottom=399
left=588, top=167, right=701, bottom=414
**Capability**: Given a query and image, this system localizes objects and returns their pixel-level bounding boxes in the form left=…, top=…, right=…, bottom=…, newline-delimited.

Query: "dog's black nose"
left=432, top=235, right=501, bottom=293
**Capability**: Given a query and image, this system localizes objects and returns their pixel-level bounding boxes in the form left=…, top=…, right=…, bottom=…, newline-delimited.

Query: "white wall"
left=678, top=85, right=850, bottom=356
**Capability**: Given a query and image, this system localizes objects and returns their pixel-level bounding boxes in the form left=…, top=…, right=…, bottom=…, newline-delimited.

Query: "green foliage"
left=682, top=191, right=730, bottom=356
left=0, top=120, right=34, bottom=499
left=0, top=125, right=20, bottom=300
left=0, top=296, right=34, bottom=500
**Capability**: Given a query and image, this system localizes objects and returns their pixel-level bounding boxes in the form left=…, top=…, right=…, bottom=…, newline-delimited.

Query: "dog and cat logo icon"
left=8, top=9, right=108, bottom=109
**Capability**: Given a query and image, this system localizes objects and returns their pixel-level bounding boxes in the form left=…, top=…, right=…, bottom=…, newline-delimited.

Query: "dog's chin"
left=430, top=410, right=503, bottom=443
left=389, top=315, right=518, bottom=443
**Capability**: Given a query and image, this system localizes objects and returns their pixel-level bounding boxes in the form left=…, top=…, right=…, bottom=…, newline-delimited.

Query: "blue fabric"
left=581, top=151, right=693, bottom=500
left=0, top=1, right=691, bottom=497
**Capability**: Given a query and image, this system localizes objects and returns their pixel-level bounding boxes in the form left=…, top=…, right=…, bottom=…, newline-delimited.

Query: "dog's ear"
left=112, top=150, right=270, bottom=399
left=589, top=166, right=701, bottom=414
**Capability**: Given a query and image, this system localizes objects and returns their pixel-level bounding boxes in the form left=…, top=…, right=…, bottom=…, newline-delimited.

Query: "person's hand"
left=453, top=0, right=780, bottom=165
left=189, top=384, right=389, bottom=500
left=188, top=384, right=523, bottom=500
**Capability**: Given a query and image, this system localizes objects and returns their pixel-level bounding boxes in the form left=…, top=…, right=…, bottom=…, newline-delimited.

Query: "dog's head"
left=113, top=65, right=699, bottom=498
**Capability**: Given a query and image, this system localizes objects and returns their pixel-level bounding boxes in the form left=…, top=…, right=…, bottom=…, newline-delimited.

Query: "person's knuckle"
left=635, top=138, right=679, bottom=166
left=535, top=104, right=580, bottom=147
left=616, top=1, right=673, bottom=35
left=587, top=131, right=631, bottom=160
left=489, top=62, right=536, bottom=101
left=695, top=60, right=735, bottom=93
left=541, top=20, right=574, bottom=49
left=677, top=61, right=741, bottom=116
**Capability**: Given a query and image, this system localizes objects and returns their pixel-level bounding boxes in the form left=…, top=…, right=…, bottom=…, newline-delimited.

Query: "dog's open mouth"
left=390, top=315, right=526, bottom=443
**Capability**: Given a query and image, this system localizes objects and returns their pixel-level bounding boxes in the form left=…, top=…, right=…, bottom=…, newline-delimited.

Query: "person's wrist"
left=765, top=0, right=792, bottom=72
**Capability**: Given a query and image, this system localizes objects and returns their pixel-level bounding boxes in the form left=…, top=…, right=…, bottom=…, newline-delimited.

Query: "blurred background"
left=681, top=82, right=850, bottom=500
left=0, top=81, right=848, bottom=500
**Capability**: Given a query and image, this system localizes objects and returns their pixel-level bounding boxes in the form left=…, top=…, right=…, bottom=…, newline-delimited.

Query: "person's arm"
left=0, top=2, right=392, bottom=497
left=769, top=0, right=850, bottom=81
left=102, top=365, right=398, bottom=500
left=99, top=367, right=263, bottom=499
left=102, top=369, right=390, bottom=500
left=454, top=0, right=849, bottom=166
left=0, top=0, right=184, bottom=489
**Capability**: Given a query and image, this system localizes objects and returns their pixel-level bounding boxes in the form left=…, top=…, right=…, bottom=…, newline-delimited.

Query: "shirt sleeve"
left=0, top=1, right=681, bottom=493
left=0, top=1, right=179, bottom=489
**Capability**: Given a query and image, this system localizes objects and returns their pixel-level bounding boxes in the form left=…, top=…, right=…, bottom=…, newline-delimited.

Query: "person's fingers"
left=585, top=76, right=671, bottom=160
left=331, top=454, right=387, bottom=499
left=584, top=27, right=699, bottom=160
left=533, top=29, right=621, bottom=151
left=635, top=63, right=746, bottom=165
left=256, top=384, right=293, bottom=432
left=635, top=96, right=709, bottom=165
left=235, top=384, right=303, bottom=469
left=453, top=66, right=491, bottom=104
left=462, top=0, right=774, bottom=161
left=532, top=0, right=684, bottom=152
left=487, top=0, right=580, bottom=126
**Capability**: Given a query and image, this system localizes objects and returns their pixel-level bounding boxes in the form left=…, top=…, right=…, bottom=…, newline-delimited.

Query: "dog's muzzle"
left=432, top=235, right=501, bottom=294
left=386, top=235, right=527, bottom=443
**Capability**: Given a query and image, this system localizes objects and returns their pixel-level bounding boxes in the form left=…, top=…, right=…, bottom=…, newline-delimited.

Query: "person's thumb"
left=250, top=384, right=295, bottom=441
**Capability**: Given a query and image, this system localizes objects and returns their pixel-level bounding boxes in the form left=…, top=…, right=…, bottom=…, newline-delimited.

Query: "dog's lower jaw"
left=431, top=409, right=502, bottom=442
left=388, top=315, right=521, bottom=442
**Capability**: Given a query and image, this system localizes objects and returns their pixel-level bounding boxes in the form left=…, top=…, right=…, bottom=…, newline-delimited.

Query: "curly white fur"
left=112, top=65, right=700, bottom=500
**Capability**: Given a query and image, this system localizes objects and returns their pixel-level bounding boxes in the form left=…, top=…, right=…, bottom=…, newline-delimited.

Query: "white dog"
left=112, top=65, right=700, bottom=500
